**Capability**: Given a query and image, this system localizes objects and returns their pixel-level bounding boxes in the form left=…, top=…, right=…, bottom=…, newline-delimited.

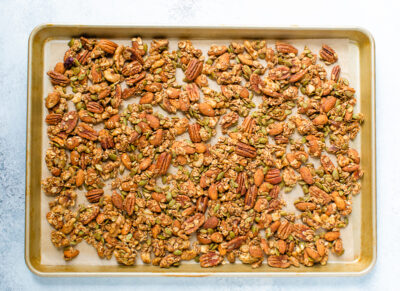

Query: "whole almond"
left=139, top=157, right=152, bottom=171
left=140, top=92, right=154, bottom=104
left=316, top=239, right=326, bottom=256
left=166, top=87, right=181, bottom=99
left=277, top=240, right=287, bottom=254
left=268, top=123, right=283, bottom=136
left=313, top=114, right=328, bottom=126
left=145, top=83, right=162, bottom=92
left=195, top=143, right=207, bottom=153
left=332, top=192, right=346, bottom=210
left=111, top=192, right=124, bottom=209
left=299, top=166, right=313, bottom=184
left=295, top=202, right=316, bottom=211
left=149, top=129, right=163, bottom=146
left=254, top=168, right=264, bottom=186
left=208, top=184, right=218, bottom=200
left=45, top=92, right=60, bottom=109
left=198, top=103, right=215, bottom=117
left=324, top=231, right=340, bottom=241
left=70, top=151, right=80, bottom=166
left=121, top=153, right=132, bottom=170
left=321, top=96, right=337, bottom=113
left=146, top=114, right=160, bottom=129
left=348, top=148, right=360, bottom=164
left=203, top=216, right=219, bottom=229
left=75, top=169, right=84, bottom=187
left=305, top=247, right=321, bottom=262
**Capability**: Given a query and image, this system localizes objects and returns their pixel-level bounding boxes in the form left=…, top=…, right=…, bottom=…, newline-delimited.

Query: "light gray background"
left=0, top=0, right=397, bottom=290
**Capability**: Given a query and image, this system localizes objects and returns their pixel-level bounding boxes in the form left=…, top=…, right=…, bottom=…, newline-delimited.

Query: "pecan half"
left=182, top=213, right=205, bottom=235
left=268, top=66, right=291, bottom=80
left=241, top=117, right=255, bottom=134
left=98, top=39, right=118, bottom=54
left=196, top=196, right=209, bottom=213
left=126, top=71, right=146, bottom=86
left=236, top=172, right=248, bottom=195
left=185, top=59, right=203, bottom=81
left=265, top=168, right=282, bottom=184
left=220, top=112, right=239, bottom=129
left=199, top=252, right=223, bottom=268
left=60, top=111, right=78, bottom=134
left=250, top=74, right=262, bottom=94
left=186, top=83, right=200, bottom=102
left=125, top=47, right=144, bottom=64
left=188, top=123, right=202, bottom=143
left=122, top=87, right=137, bottom=100
left=275, top=42, right=298, bottom=55
left=277, top=219, right=293, bottom=240
left=226, top=236, right=246, bottom=252
left=155, top=152, right=172, bottom=175
left=98, top=129, right=114, bottom=149
left=289, top=69, right=307, bottom=83
left=320, top=155, right=335, bottom=173
left=267, top=255, right=291, bottom=268
left=47, top=71, right=70, bottom=86
left=45, top=113, right=62, bottom=125
left=144, top=83, right=162, bottom=93
left=85, top=189, right=104, bottom=203
left=87, top=101, right=104, bottom=114
left=122, top=61, right=142, bottom=77
left=79, top=205, right=100, bottom=225
left=235, top=142, right=256, bottom=158
left=319, top=44, right=338, bottom=64
left=123, top=193, right=136, bottom=216
left=76, top=49, right=91, bottom=65
left=79, top=110, right=96, bottom=124
left=309, top=186, right=332, bottom=205
left=331, top=65, right=341, bottom=81
left=244, top=185, right=258, bottom=210
left=76, top=123, right=98, bottom=141
left=91, top=64, right=102, bottom=84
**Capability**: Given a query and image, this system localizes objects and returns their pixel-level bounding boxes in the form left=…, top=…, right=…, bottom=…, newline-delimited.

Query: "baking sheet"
left=40, top=37, right=361, bottom=266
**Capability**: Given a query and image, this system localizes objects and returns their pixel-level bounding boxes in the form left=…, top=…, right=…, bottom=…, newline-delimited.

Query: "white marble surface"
left=0, top=0, right=397, bottom=290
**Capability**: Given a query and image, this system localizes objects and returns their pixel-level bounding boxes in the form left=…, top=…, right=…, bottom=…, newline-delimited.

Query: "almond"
left=321, top=96, right=337, bottom=113
left=324, top=231, right=340, bottom=241
left=254, top=168, right=264, bottom=186
left=198, top=103, right=215, bottom=117
left=208, top=184, right=218, bottom=200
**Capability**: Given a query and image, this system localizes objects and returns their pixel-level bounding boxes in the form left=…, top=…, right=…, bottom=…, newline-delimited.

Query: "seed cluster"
left=43, top=36, right=363, bottom=268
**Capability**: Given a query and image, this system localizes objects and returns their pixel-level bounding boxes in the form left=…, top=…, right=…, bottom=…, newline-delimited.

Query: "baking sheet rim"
left=25, top=24, right=376, bottom=277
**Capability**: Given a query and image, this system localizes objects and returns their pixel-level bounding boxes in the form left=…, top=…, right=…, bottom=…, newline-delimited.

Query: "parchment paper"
left=41, top=37, right=361, bottom=266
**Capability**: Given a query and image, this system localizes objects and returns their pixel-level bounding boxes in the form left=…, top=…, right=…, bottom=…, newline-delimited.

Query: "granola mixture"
left=42, top=37, right=363, bottom=269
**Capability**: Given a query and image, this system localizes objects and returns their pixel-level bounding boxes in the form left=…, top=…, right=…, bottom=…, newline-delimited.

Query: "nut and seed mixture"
left=42, top=36, right=363, bottom=269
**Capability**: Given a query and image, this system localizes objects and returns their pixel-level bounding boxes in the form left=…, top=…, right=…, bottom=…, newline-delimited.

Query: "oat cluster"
left=43, top=36, right=363, bottom=268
